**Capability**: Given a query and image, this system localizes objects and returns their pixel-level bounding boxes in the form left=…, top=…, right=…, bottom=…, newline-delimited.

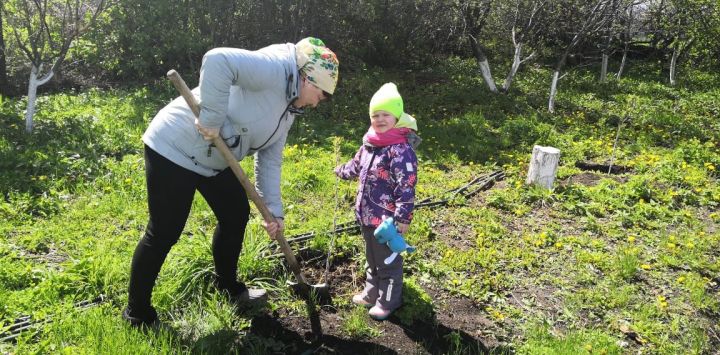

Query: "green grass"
left=520, top=323, right=623, bottom=355
left=340, top=307, right=382, bottom=339
left=1, top=59, right=719, bottom=353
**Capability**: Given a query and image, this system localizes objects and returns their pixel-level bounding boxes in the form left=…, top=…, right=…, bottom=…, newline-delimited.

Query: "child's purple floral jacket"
left=335, top=142, right=417, bottom=227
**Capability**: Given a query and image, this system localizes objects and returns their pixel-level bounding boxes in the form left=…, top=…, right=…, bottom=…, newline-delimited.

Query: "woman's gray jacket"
left=142, top=43, right=301, bottom=218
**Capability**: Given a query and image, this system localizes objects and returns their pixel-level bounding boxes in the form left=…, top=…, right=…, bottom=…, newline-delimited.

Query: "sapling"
left=322, top=136, right=343, bottom=282
left=608, top=114, right=630, bottom=174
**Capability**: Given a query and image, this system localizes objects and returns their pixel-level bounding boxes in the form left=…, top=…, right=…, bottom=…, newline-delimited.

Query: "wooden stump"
left=526, top=145, right=561, bottom=189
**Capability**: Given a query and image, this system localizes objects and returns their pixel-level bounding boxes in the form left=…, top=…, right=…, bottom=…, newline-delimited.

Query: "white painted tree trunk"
left=526, top=145, right=561, bottom=189
left=600, top=53, right=609, bottom=83
left=25, top=67, right=39, bottom=133
left=503, top=44, right=523, bottom=92
left=548, top=70, right=560, bottom=113
left=669, top=46, right=679, bottom=86
left=616, top=45, right=628, bottom=79
left=478, top=59, right=498, bottom=93
left=24, top=64, right=54, bottom=133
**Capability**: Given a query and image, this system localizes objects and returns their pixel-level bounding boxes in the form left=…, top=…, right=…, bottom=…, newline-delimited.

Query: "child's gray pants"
left=359, top=225, right=403, bottom=310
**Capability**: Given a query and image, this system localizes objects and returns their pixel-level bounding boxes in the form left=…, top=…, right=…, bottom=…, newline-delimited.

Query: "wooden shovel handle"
left=166, top=69, right=307, bottom=284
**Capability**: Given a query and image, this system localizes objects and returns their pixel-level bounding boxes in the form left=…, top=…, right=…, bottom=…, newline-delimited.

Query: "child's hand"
left=396, top=222, right=409, bottom=234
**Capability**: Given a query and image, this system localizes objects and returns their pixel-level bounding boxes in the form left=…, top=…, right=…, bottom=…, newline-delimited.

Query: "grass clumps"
left=341, top=307, right=382, bottom=339
left=395, top=277, right=435, bottom=326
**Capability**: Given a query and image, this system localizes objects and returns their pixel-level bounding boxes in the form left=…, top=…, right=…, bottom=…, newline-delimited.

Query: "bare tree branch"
left=520, top=51, right=536, bottom=64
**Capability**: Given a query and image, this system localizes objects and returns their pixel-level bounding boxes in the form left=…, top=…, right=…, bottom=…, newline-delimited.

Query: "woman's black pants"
left=127, top=145, right=250, bottom=312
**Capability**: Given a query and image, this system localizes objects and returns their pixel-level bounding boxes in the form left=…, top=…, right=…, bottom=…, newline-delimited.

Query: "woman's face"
left=294, top=77, right=329, bottom=108
left=370, top=110, right=397, bottom=133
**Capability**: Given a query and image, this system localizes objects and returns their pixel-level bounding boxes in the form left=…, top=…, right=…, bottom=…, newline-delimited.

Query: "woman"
left=123, top=37, right=339, bottom=326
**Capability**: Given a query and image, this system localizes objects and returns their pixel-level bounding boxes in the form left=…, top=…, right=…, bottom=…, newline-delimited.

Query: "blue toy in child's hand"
left=373, top=217, right=416, bottom=265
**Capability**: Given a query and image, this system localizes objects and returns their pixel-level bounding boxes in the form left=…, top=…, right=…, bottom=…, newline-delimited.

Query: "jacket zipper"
left=251, top=103, right=293, bottom=151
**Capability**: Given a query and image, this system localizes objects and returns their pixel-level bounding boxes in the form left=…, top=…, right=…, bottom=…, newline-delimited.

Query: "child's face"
left=370, top=110, right=397, bottom=133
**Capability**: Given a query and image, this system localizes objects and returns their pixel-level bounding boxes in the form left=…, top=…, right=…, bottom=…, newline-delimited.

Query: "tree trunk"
left=526, top=145, right=561, bottom=189
left=478, top=58, right=498, bottom=93
left=599, top=0, right=619, bottom=83
left=616, top=43, right=628, bottom=79
left=0, top=4, right=9, bottom=96
left=24, top=65, right=54, bottom=133
left=469, top=36, right=498, bottom=93
left=669, top=45, right=678, bottom=86
left=600, top=53, right=609, bottom=83
left=548, top=49, right=571, bottom=113
left=503, top=43, right=523, bottom=92
left=548, top=0, right=611, bottom=112
left=25, top=69, right=39, bottom=133
left=548, top=70, right=560, bottom=113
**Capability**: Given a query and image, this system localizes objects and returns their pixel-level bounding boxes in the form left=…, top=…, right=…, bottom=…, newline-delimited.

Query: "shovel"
left=166, top=69, right=330, bottom=338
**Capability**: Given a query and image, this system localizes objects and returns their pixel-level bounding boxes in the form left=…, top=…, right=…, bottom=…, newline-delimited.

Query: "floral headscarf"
left=296, top=37, right=339, bottom=95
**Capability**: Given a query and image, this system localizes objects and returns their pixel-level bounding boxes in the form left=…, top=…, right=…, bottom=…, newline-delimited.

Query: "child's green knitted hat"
left=369, top=83, right=403, bottom=119
left=369, top=83, right=417, bottom=131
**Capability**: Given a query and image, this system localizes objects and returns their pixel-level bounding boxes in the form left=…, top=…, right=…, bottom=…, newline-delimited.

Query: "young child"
left=335, top=83, right=419, bottom=320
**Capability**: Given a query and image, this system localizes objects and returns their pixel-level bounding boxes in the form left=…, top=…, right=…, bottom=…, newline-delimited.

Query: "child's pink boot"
left=352, top=294, right=373, bottom=308
left=368, top=304, right=393, bottom=320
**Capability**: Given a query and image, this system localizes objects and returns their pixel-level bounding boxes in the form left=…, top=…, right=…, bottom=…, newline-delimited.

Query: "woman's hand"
left=396, top=222, right=409, bottom=234
left=195, top=118, right=220, bottom=141
left=262, top=218, right=285, bottom=240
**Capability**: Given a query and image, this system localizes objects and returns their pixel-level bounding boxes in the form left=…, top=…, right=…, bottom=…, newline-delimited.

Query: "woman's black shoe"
left=122, top=305, right=158, bottom=327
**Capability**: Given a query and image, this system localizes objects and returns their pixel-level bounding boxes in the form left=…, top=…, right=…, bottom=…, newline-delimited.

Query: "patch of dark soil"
left=697, top=207, right=719, bottom=235
left=429, top=218, right=476, bottom=251
left=508, top=283, right=563, bottom=325
left=562, top=172, right=603, bottom=187
left=561, top=172, right=627, bottom=187
left=422, top=282, right=504, bottom=349
left=708, top=325, right=720, bottom=351
left=254, top=302, right=494, bottom=354
left=386, top=317, right=491, bottom=354
left=257, top=256, right=504, bottom=354
left=267, top=247, right=363, bottom=292
left=250, top=314, right=397, bottom=354
left=575, top=161, right=632, bottom=175
left=304, top=261, right=364, bottom=300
